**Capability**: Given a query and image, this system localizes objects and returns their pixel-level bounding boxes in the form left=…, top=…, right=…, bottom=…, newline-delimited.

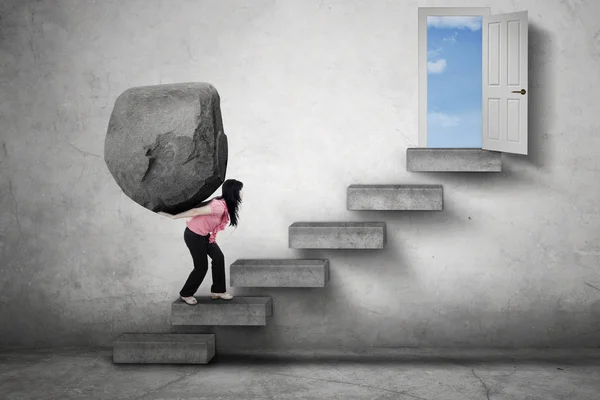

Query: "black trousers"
left=179, top=227, right=226, bottom=296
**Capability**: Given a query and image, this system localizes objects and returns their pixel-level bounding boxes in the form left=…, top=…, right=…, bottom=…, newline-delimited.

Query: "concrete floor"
left=1, top=348, right=599, bottom=399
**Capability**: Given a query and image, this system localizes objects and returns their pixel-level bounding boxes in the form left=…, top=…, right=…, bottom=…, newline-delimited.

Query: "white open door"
left=482, top=11, right=528, bottom=155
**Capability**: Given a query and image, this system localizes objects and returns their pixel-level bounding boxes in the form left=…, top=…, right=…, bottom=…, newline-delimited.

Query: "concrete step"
left=406, top=148, right=502, bottom=172
left=230, top=259, right=329, bottom=287
left=289, top=222, right=386, bottom=249
left=171, top=296, right=272, bottom=326
left=112, top=333, right=215, bottom=364
left=347, top=184, right=443, bottom=210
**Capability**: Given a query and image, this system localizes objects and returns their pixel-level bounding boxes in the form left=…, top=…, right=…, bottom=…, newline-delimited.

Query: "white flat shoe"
left=180, top=296, right=198, bottom=305
left=211, top=292, right=233, bottom=300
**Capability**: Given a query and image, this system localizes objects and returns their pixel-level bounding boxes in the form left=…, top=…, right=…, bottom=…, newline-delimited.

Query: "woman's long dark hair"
left=197, top=179, right=243, bottom=226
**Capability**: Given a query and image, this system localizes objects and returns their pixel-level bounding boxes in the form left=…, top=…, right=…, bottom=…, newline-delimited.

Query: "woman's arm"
left=158, top=205, right=212, bottom=219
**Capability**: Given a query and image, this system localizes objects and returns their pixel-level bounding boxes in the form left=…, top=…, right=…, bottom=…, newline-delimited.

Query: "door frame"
left=418, top=7, right=491, bottom=147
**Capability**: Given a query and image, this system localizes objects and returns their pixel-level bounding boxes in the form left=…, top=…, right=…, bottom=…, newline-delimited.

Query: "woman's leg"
left=179, top=228, right=210, bottom=297
left=207, top=241, right=226, bottom=293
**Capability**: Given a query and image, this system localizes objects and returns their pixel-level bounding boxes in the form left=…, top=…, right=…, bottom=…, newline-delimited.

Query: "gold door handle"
left=511, top=89, right=526, bottom=95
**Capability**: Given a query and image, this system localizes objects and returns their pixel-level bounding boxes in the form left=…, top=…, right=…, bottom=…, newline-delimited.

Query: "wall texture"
left=1, top=0, right=599, bottom=350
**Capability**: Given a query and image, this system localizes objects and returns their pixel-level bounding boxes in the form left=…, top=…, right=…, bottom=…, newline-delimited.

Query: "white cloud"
left=427, top=59, right=447, bottom=74
left=427, top=47, right=443, bottom=59
left=427, top=16, right=481, bottom=31
left=443, top=31, right=458, bottom=43
left=429, top=112, right=460, bottom=127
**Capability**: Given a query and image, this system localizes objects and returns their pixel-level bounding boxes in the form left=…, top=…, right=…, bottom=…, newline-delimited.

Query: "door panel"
left=482, top=11, right=528, bottom=155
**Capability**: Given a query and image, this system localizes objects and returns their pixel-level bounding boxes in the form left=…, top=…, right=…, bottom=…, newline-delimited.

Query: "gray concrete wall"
left=1, top=0, right=599, bottom=350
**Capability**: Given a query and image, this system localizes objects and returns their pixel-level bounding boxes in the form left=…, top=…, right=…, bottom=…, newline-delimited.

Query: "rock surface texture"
left=104, top=82, right=228, bottom=214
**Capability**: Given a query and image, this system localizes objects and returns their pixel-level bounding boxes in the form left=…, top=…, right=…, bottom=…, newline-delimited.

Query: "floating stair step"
left=171, top=296, right=272, bottom=326
left=112, top=333, right=215, bottom=364
left=406, top=148, right=501, bottom=172
left=230, top=259, right=329, bottom=287
left=289, top=222, right=386, bottom=249
left=347, top=184, right=443, bottom=211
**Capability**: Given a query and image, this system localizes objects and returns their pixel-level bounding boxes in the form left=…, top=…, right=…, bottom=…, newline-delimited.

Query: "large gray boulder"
left=104, top=82, right=228, bottom=214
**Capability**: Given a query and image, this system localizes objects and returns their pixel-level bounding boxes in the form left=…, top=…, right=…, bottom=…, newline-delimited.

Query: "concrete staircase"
left=230, top=259, right=329, bottom=287
left=289, top=222, right=386, bottom=249
left=171, top=297, right=273, bottom=326
left=113, top=333, right=215, bottom=364
left=348, top=184, right=443, bottom=210
left=406, top=148, right=501, bottom=172
left=112, top=148, right=500, bottom=364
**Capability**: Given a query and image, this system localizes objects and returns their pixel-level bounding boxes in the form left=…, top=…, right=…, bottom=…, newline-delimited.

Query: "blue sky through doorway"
left=427, top=16, right=483, bottom=147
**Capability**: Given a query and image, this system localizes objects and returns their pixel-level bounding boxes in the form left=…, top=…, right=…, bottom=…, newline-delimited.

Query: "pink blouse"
left=185, top=199, right=230, bottom=243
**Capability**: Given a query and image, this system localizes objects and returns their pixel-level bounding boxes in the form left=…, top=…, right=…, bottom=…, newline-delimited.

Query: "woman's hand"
left=157, top=211, right=175, bottom=219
